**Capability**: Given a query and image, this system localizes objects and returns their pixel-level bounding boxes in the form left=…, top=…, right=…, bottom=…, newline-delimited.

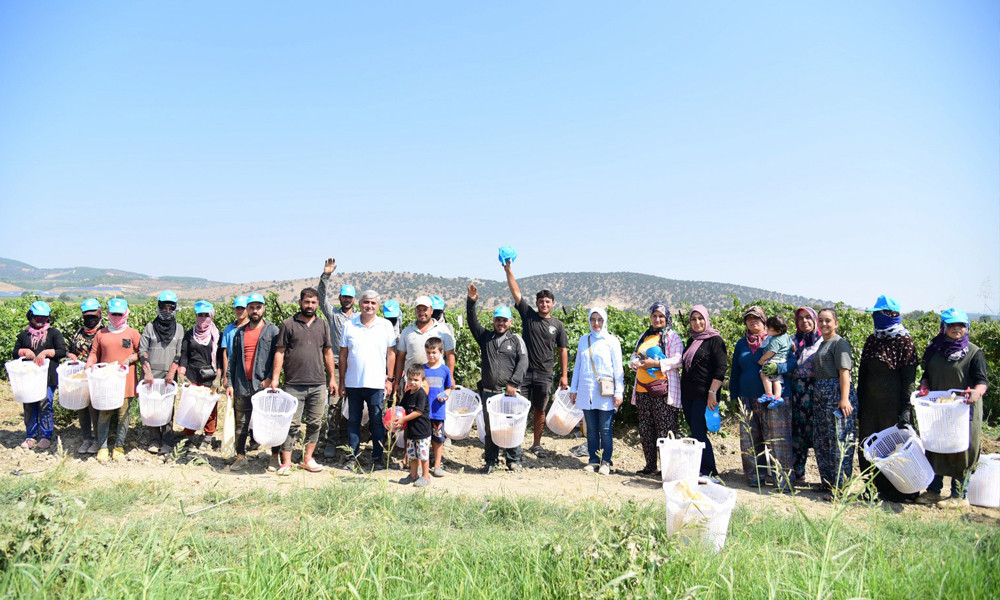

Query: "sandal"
left=276, top=464, right=293, bottom=476
left=300, top=459, right=325, bottom=473
left=19, top=439, right=37, bottom=450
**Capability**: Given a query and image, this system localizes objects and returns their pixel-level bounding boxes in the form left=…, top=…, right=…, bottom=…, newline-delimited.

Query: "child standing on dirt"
left=396, top=364, right=432, bottom=487
left=422, top=337, right=454, bottom=478
left=758, top=315, right=791, bottom=409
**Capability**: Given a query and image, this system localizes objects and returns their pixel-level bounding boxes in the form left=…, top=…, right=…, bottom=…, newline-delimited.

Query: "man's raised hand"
left=323, top=258, right=337, bottom=275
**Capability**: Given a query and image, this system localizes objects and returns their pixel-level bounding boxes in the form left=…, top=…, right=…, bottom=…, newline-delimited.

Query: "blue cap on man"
left=108, top=298, right=128, bottom=314
left=382, top=300, right=401, bottom=318
left=493, top=306, right=512, bottom=320
left=340, top=285, right=356, bottom=297
left=233, top=295, right=249, bottom=308
left=80, top=298, right=101, bottom=313
left=158, top=290, right=178, bottom=304
left=247, top=293, right=266, bottom=305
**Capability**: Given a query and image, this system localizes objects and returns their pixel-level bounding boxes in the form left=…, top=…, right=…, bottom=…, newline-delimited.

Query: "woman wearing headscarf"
left=915, top=308, right=989, bottom=509
left=680, top=305, right=727, bottom=478
left=856, top=295, right=919, bottom=502
left=811, top=308, right=859, bottom=499
left=569, top=307, right=625, bottom=475
left=179, top=300, right=221, bottom=451
left=765, top=307, right=821, bottom=480
left=12, top=301, right=66, bottom=450
left=628, top=302, right=684, bottom=476
left=67, top=298, right=103, bottom=455
left=139, top=291, right=184, bottom=454
left=730, top=305, right=795, bottom=490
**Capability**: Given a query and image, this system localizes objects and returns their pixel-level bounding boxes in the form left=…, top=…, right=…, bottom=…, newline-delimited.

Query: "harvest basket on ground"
left=485, top=394, right=531, bottom=449
left=56, top=360, right=90, bottom=410
left=967, top=453, right=1000, bottom=509
left=860, top=424, right=935, bottom=494
left=5, top=358, right=50, bottom=404
left=663, top=478, right=737, bottom=551
left=444, top=386, right=482, bottom=440
left=87, top=362, right=127, bottom=410
left=251, top=388, right=298, bottom=447
left=910, top=389, right=970, bottom=453
left=138, top=379, right=177, bottom=427
left=546, top=388, right=583, bottom=436
left=658, top=437, right=705, bottom=483
left=175, top=384, right=220, bottom=431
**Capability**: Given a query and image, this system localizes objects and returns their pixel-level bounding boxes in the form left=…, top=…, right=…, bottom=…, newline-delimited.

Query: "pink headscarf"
left=193, top=308, right=220, bottom=366
left=109, top=309, right=129, bottom=333
left=682, top=305, right=721, bottom=370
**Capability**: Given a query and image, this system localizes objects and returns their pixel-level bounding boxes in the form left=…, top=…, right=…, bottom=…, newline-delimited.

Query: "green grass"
left=0, top=472, right=997, bottom=600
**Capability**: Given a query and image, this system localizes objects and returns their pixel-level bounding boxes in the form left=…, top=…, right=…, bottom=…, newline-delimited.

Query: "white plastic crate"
left=658, top=437, right=706, bottom=483
left=910, top=390, right=970, bottom=454
left=175, top=384, right=220, bottom=431
left=967, top=454, right=1000, bottom=509
left=251, top=389, right=298, bottom=447
left=444, top=386, right=481, bottom=440
left=5, top=358, right=49, bottom=404
left=663, top=478, right=737, bottom=551
left=56, top=360, right=90, bottom=410
left=861, top=425, right=935, bottom=494
left=546, top=388, right=583, bottom=436
left=138, top=379, right=177, bottom=427
left=87, top=362, right=127, bottom=410
left=486, top=394, right=531, bottom=449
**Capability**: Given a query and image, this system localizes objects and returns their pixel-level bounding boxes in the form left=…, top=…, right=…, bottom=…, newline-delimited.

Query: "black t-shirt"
left=181, top=330, right=217, bottom=385
left=401, top=388, right=431, bottom=440
left=515, top=297, right=568, bottom=379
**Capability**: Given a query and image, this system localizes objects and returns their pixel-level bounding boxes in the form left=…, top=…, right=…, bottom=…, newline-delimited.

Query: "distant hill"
left=0, top=258, right=826, bottom=311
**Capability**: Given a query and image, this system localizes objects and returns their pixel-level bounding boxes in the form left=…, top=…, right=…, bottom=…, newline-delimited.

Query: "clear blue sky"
left=1, top=1, right=997, bottom=313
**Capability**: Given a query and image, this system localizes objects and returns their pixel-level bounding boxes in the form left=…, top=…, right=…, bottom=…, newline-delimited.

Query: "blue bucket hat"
left=246, top=293, right=266, bottom=305
left=431, top=296, right=445, bottom=310
left=865, top=295, right=901, bottom=313
left=339, top=285, right=356, bottom=297
left=158, top=290, right=178, bottom=304
left=29, top=301, right=51, bottom=317
left=382, top=300, right=401, bottom=318
left=80, top=298, right=101, bottom=313
left=194, top=300, right=214, bottom=315
left=493, top=306, right=512, bottom=320
left=940, top=307, right=969, bottom=326
left=107, top=298, right=129, bottom=314
left=498, top=246, right=518, bottom=266
left=232, top=295, right=249, bottom=308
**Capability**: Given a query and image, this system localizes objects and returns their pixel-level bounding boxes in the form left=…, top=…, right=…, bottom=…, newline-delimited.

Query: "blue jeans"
left=24, top=386, right=56, bottom=440
left=347, top=388, right=386, bottom=463
left=583, top=409, right=614, bottom=465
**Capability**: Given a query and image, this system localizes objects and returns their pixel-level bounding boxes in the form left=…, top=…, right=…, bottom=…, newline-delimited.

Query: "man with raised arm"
left=502, top=262, right=569, bottom=457
left=317, top=257, right=357, bottom=459
left=466, top=284, right=528, bottom=473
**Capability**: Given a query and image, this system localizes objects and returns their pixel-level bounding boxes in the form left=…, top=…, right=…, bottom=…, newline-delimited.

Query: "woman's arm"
left=569, top=339, right=583, bottom=396
left=777, top=345, right=798, bottom=374
left=658, top=331, right=684, bottom=371
left=729, top=340, right=743, bottom=400
left=611, top=337, right=625, bottom=400
left=838, top=368, right=853, bottom=417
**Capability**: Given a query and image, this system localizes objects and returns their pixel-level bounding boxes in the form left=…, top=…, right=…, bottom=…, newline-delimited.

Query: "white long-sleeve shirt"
left=569, top=332, right=625, bottom=411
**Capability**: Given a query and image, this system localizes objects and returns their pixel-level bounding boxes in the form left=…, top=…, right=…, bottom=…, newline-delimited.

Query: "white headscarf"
left=588, top=307, right=609, bottom=340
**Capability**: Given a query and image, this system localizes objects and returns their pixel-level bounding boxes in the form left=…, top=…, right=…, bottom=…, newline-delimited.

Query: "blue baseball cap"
left=431, top=296, right=445, bottom=310
left=247, top=293, right=266, bottom=305
left=194, top=300, right=214, bottom=315
left=941, top=308, right=969, bottom=325
left=158, top=290, right=178, bottom=304
left=339, top=285, right=356, bottom=297
left=29, top=301, right=51, bottom=317
left=107, top=298, right=128, bottom=314
left=382, top=300, right=401, bottom=318
left=865, top=295, right=901, bottom=313
left=493, top=306, right=512, bottom=320
left=80, top=298, right=101, bottom=313
left=232, top=295, right=249, bottom=308
left=498, top=245, right=518, bottom=266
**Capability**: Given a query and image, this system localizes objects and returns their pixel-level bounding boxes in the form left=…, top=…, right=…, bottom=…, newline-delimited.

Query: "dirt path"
left=1, top=383, right=997, bottom=525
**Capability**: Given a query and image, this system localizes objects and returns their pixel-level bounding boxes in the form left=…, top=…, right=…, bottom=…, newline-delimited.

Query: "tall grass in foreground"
left=0, top=469, right=997, bottom=600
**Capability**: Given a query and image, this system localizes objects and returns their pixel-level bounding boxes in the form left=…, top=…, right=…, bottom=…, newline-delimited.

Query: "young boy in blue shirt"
left=423, top=337, right=454, bottom=477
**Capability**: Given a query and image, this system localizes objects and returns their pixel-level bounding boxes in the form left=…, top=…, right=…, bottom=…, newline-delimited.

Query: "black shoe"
left=637, top=466, right=657, bottom=476
left=372, top=462, right=386, bottom=472
left=198, top=436, right=214, bottom=452
left=323, top=445, right=336, bottom=459
left=481, top=464, right=497, bottom=475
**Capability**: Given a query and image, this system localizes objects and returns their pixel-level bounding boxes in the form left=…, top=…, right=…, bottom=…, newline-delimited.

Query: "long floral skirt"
left=738, top=396, right=795, bottom=491
left=812, top=378, right=858, bottom=491
left=636, top=393, right=680, bottom=470
left=786, top=375, right=817, bottom=478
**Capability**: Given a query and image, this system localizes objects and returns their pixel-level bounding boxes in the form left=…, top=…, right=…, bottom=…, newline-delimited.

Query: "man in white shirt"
left=338, top=290, right=397, bottom=471
left=392, top=295, right=456, bottom=395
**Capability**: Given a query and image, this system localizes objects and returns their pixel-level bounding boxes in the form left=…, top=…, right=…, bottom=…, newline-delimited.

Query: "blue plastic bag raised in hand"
left=705, top=405, right=721, bottom=432
left=498, top=246, right=518, bottom=266
left=644, top=346, right=665, bottom=376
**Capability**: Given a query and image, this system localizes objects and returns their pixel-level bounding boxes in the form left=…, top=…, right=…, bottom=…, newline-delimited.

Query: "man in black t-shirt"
left=503, top=262, right=569, bottom=456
